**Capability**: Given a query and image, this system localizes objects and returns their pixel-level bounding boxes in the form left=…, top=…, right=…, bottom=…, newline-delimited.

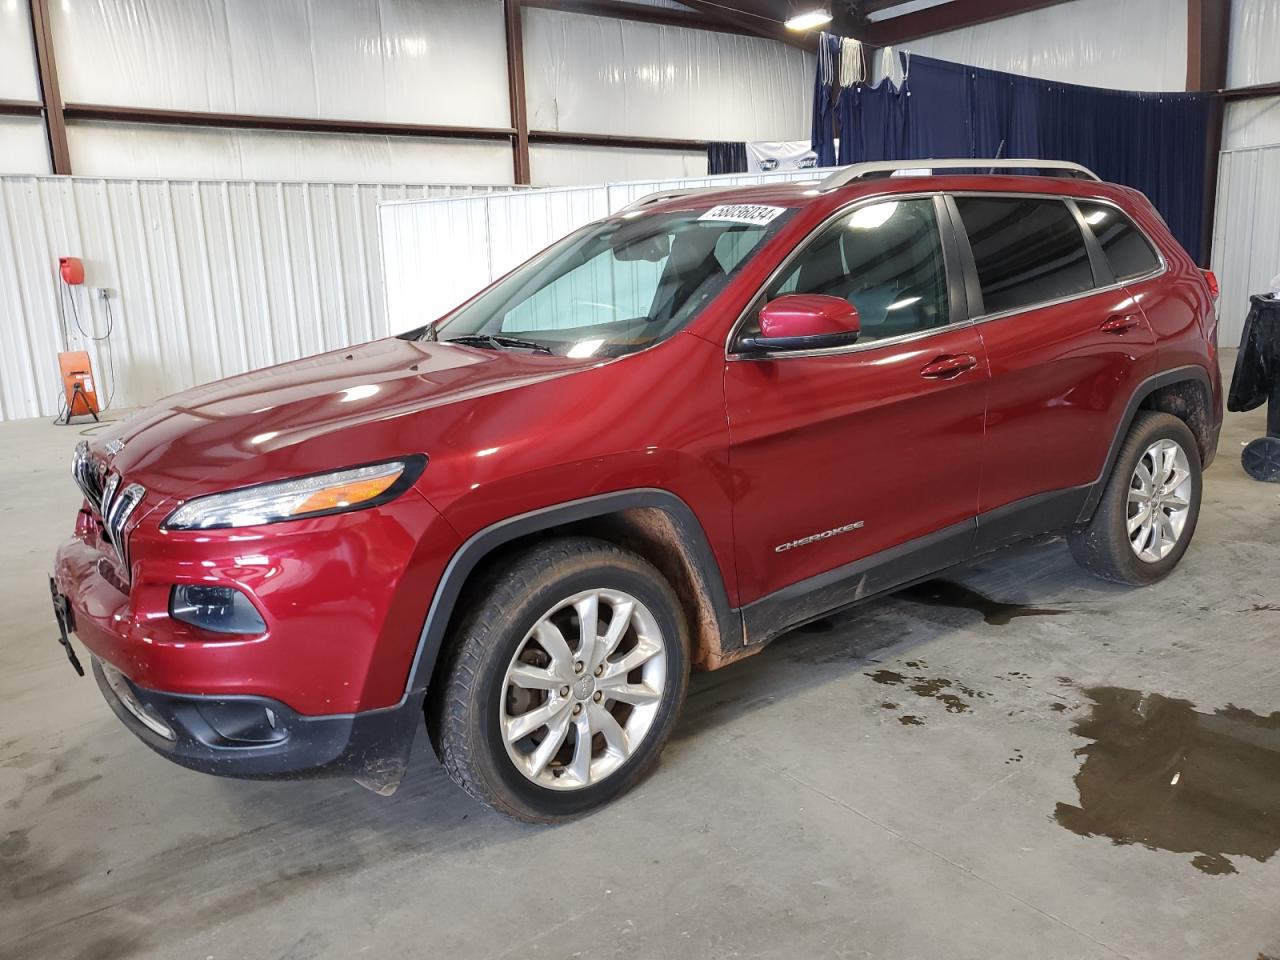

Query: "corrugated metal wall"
left=1211, top=146, right=1280, bottom=347
left=0, top=176, right=513, bottom=422
left=379, top=168, right=840, bottom=333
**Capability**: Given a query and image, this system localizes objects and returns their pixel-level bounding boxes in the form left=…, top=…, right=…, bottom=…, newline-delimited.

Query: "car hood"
left=93, top=337, right=600, bottom=501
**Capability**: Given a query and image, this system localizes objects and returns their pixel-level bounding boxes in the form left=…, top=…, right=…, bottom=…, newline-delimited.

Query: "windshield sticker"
left=698, top=204, right=787, bottom=226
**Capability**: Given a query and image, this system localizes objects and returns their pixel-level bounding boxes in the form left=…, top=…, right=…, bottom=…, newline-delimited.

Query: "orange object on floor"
left=58, top=350, right=100, bottom=417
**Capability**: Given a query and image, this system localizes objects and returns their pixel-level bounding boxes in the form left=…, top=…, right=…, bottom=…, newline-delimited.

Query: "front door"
left=724, top=196, right=988, bottom=633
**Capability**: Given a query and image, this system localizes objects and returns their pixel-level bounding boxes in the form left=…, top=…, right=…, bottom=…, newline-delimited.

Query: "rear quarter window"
left=1077, top=202, right=1161, bottom=281
left=955, top=196, right=1095, bottom=315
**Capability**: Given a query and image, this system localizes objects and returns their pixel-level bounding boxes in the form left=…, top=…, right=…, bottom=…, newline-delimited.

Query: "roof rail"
left=616, top=185, right=742, bottom=214
left=819, top=158, right=1100, bottom=191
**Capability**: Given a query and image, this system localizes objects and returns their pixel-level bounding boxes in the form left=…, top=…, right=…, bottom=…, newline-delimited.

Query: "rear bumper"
left=91, top=657, right=422, bottom=789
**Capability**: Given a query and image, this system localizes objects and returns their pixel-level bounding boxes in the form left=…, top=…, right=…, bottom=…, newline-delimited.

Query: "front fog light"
left=170, top=585, right=267, bottom=635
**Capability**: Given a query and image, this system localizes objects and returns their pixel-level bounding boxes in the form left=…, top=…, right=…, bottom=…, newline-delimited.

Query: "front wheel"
left=432, top=537, right=689, bottom=822
left=1068, top=411, right=1202, bottom=586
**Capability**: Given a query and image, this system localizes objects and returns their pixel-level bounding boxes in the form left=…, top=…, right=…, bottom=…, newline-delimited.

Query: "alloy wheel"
left=500, top=589, right=667, bottom=790
left=1127, top=438, right=1192, bottom=563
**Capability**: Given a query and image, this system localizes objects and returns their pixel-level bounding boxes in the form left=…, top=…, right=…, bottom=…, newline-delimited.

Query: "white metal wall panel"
left=66, top=121, right=518, bottom=185
left=1211, top=146, right=1280, bottom=347
left=379, top=167, right=836, bottom=334
left=50, top=0, right=511, bottom=127
left=0, top=175, right=514, bottom=422
left=1222, top=97, right=1280, bottom=151
left=1228, top=0, right=1280, bottom=88
left=0, top=118, right=51, bottom=175
left=531, top=144, right=708, bottom=188
left=899, top=0, right=1187, bottom=92
left=0, top=0, right=38, bottom=101
left=523, top=7, right=814, bottom=141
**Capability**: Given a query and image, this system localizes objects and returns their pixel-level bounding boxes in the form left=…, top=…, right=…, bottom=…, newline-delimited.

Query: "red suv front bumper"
left=51, top=487, right=460, bottom=786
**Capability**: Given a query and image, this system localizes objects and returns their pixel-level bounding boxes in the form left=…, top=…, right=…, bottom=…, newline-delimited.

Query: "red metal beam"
left=505, top=0, right=532, bottom=184
left=0, top=99, right=44, bottom=117
left=28, top=0, right=71, bottom=174
left=61, top=103, right=517, bottom=141
left=521, top=0, right=760, bottom=38
left=1187, top=0, right=1232, bottom=268
left=529, top=130, right=708, bottom=151
left=859, top=0, right=1076, bottom=45
left=663, top=0, right=817, bottom=50
left=1219, top=82, right=1280, bottom=102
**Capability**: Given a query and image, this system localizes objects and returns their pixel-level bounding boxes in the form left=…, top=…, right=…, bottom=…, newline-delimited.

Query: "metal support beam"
left=504, top=0, right=532, bottom=185
left=1187, top=0, right=1232, bottom=268
left=529, top=130, right=708, bottom=151
left=28, top=0, right=70, bottom=175
left=858, top=0, right=1075, bottom=45
left=521, top=0, right=759, bottom=38
left=666, top=0, right=817, bottom=50
left=61, top=104, right=517, bottom=141
left=1219, top=82, right=1280, bottom=102
left=0, top=99, right=44, bottom=117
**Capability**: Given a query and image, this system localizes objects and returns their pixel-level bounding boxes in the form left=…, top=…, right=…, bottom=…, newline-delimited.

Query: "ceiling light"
left=785, top=9, right=832, bottom=31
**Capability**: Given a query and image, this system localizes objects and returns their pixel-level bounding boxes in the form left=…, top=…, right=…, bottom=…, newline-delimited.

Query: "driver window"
left=745, top=198, right=950, bottom=343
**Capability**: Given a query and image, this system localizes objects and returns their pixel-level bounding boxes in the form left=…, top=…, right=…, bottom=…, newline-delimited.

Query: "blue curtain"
left=816, top=52, right=1211, bottom=263
left=810, top=33, right=842, bottom=168
left=707, top=142, right=747, bottom=175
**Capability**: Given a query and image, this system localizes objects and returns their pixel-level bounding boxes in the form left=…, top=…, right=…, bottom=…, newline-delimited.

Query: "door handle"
left=1101, top=313, right=1143, bottom=334
left=920, top=353, right=979, bottom=380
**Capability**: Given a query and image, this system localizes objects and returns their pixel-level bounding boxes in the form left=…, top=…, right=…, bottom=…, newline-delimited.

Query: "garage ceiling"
left=529, top=0, right=1079, bottom=48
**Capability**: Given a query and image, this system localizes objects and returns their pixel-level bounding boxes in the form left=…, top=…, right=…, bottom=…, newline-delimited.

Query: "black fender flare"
left=401, top=488, right=738, bottom=702
left=1077, top=364, right=1214, bottom=522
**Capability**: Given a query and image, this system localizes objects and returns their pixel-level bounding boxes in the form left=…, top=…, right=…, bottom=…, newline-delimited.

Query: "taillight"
left=1201, top=269, right=1219, bottom=301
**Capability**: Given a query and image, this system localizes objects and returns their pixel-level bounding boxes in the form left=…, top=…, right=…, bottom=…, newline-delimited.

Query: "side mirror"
left=738, top=294, right=860, bottom=353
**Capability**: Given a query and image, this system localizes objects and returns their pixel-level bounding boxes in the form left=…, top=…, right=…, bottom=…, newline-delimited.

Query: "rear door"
left=724, top=195, right=988, bottom=617
left=950, top=194, right=1159, bottom=548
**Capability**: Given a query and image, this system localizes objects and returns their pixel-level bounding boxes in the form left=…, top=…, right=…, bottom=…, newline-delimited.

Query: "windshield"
left=428, top=204, right=796, bottom=358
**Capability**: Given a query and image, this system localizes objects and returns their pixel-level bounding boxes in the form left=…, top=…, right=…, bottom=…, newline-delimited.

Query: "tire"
left=432, top=536, right=690, bottom=823
left=1068, top=411, right=1202, bottom=586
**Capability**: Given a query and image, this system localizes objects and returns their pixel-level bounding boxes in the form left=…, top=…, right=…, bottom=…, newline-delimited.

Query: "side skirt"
left=738, top=484, right=1094, bottom=649
left=740, top=519, right=975, bottom=646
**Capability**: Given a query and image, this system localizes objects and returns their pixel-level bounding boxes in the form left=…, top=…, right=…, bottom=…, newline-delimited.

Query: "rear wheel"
left=1068, top=412, right=1202, bottom=585
left=433, top=537, right=689, bottom=822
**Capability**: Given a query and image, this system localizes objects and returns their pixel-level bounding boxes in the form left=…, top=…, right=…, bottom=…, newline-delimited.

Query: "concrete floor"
left=2, top=353, right=1278, bottom=960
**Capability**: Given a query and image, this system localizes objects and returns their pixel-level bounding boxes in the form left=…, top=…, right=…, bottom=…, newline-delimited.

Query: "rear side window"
left=955, top=197, right=1095, bottom=315
left=1077, top=202, right=1161, bottom=281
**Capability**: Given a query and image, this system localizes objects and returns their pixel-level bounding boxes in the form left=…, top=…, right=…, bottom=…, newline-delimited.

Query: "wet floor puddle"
left=897, top=580, right=1070, bottom=625
left=1055, top=687, right=1280, bottom=876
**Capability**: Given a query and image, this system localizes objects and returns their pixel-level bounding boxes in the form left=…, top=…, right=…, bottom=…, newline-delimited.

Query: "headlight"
left=162, top=457, right=426, bottom=530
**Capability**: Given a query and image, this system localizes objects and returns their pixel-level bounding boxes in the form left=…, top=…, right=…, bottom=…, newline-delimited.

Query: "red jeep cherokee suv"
left=51, top=160, right=1221, bottom=821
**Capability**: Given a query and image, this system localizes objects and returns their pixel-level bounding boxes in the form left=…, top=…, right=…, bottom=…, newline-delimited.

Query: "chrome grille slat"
left=106, top=484, right=146, bottom=575
left=71, top=440, right=146, bottom=580
left=71, top=440, right=105, bottom=513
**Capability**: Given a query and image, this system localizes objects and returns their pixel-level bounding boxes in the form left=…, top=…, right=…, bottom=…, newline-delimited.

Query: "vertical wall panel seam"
left=246, top=183, right=276, bottom=368
left=159, top=180, right=198, bottom=391
left=274, top=183, right=303, bottom=360
left=218, top=181, right=251, bottom=373
left=327, top=183, right=352, bottom=344
left=98, top=181, right=131, bottom=409
left=0, top=181, right=41, bottom=419
left=189, top=181, right=225, bottom=381
left=28, top=177, right=65, bottom=415
left=128, top=181, right=167, bottom=393
left=300, top=183, right=327, bottom=352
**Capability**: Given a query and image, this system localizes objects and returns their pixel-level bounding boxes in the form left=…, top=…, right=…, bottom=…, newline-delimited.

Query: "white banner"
left=744, top=140, right=820, bottom=173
